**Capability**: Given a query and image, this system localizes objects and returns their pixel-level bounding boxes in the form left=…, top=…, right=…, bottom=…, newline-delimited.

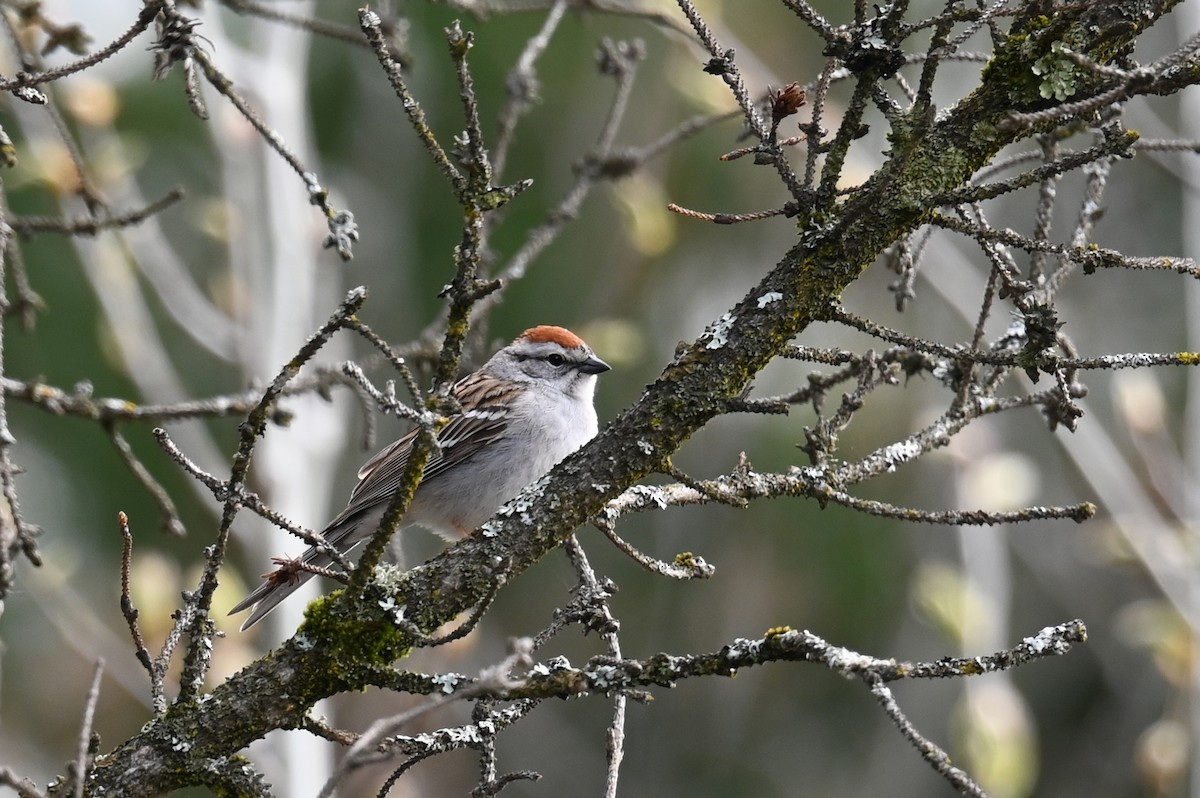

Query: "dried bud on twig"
left=769, top=82, right=806, bottom=126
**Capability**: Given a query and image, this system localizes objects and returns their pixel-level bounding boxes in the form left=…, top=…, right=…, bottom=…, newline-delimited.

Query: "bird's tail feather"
left=229, top=519, right=370, bottom=631
left=230, top=568, right=319, bottom=631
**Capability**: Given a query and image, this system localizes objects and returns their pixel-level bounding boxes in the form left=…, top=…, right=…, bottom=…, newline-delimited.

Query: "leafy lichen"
left=1032, top=42, right=1079, bottom=100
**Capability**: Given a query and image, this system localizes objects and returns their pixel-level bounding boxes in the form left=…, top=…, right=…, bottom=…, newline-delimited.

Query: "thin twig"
left=562, top=538, right=626, bottom=798
left=666, top=203, right=793, bottom=224
left=152, top=427, right=353, bottom=571
left=412, top=577, right=503, bottom=648
left=780, top=0, right=838, bottom=41
left=0, top=12, right=106, bottom=210
left=359, top=9, right=465, bottom=196
left=107, top=425, right=185, bottom=536
left=474, top=36, right=651, bottom=316
left=673, top=0, right=804, bottom=198
left=0, top=3, right=160, bottom=91
left=72, top=659, right=105, bottom=798
left=173, top=19, right=357, bottom=258
left=592, top=513, right=716, bottom=579
left=931, top=127, right=1133, bottom=207
left=506, top=621, right=1090, bottom=699
left=8, top=188, right=185, bottom=238
left=117, top=512, right=154, bottom=680
left=867, top=676, right=989, bottom=797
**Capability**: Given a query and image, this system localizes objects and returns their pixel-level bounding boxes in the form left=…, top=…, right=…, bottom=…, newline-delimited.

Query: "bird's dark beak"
left=580, top=356, right=611, bottom=375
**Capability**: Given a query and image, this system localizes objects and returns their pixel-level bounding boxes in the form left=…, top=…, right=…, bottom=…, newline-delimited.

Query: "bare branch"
left=0, top=2, right=160, bottom=91
left=868, top=677, right=988, bottom=798
left=8, top=188, right=186, bottom=238
left=0, top=768, right=44, bottom=798
left=117, top=512, right=154, bottom=681
left=500, top=620, right=1090, bottom=700
left=70, top=660, right=105, bottom=798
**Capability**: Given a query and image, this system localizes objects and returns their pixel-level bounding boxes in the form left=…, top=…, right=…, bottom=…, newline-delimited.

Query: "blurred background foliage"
left=0, top=1, right=1197, bottom=796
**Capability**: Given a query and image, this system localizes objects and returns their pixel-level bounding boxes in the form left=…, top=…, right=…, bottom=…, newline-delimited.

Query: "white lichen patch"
left=757, top=290, right=783, bottom=308
left=874, top=438, right=923, bottom=472
left=725, top=637, right=762, bottom=658
left=588, top=663, right=622, bottom=689
left=432, top=673, right=465, bottom=695
left=1023, top=625, right=1065, bottom=654
left=628, top=484, right=669, bottom=509
left=704, top=313, right=736, bottom=349
left=823, top=645, right=876, bottom=678
left=531, top=655, right=573, bottom=676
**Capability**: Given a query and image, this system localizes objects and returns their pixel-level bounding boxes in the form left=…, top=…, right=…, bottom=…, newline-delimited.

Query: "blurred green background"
left=0, top=1, right=1197, bottom=796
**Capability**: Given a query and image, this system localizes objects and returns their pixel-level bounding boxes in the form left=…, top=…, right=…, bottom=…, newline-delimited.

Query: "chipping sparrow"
left=230, top=325, right=610, bottom=630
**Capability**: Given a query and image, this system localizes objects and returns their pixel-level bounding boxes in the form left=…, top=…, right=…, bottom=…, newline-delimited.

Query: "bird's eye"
left=546, top=353, right=566, bottom=366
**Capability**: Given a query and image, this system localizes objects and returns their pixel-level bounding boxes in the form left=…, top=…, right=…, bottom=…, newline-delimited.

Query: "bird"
left=230, top=325, right=610, bottom=630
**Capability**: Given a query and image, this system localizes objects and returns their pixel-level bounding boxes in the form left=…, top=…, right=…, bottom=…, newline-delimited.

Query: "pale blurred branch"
left=217, top=0, right=412, bottom=65
left=477, top=34, right=657, bottom=318
left=0, top=768, right=44, bottom=798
